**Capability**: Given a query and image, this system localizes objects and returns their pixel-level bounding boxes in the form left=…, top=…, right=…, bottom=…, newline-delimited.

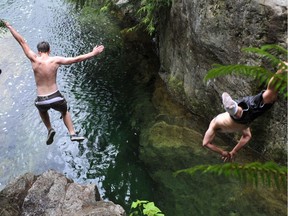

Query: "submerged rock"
left=0, top=170, right=125, bottom=216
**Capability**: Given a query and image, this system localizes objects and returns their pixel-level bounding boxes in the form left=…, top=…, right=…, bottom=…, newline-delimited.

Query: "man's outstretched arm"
left=202, top=119, right=231, bottom=161
left=55, top=45, right=104, bottom=65
left=5, top=22, right=37, bottom=62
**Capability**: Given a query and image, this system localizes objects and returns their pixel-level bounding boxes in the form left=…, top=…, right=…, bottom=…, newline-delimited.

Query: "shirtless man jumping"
left=5, top=22, right=104, bottom=145
left=202, top=63, right=287, bottom=162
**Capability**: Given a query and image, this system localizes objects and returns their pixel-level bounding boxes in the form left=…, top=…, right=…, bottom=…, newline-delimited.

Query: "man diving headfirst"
left=202, top=62, right=287, bottom=161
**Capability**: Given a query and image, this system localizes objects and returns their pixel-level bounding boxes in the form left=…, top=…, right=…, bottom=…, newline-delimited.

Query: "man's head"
left=37, top=41, right=50, bottom=53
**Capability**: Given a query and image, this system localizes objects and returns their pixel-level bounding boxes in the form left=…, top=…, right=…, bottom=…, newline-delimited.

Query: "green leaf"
left=174, top=162, right=287, bottom=190
left=0, top=19, right=8, bottom=34
left=204, top=44, right=287, bottom=98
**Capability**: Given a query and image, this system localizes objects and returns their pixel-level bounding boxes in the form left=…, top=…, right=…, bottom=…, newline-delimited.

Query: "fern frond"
left=175, top=162, right=287, bottom=190
left=204, top=64, right=273, bottom=84
left=260, top=44, right=288, bottom=55
left=242, top=45, right=287, bottom=67
left=204, top=44, right=287, bottom=97
left=242, top=48, right=280, bottom=67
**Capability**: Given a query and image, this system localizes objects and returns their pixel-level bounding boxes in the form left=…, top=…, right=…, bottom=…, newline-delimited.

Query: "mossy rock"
left=139, top=121, right=224, bottom=171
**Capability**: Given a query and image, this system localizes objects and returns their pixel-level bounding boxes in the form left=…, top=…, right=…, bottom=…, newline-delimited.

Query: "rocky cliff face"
left=158, top=0, right=287, bottom=161
left=0, top=170, right=125, bottom=216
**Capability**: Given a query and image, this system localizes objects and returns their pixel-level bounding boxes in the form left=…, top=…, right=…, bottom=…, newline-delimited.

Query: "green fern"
left=0, top=19, right=7, bottom=34
left=174, top=162, right=287, bottom=190
left=204, top=64, right=272, bottom=82
left=243, top=44, right=287, bottom=67
left=204, top=44, right=288, bottom=97
left=134, top=0, right=171, bottom=35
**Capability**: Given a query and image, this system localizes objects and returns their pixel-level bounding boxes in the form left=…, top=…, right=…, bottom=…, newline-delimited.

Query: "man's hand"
left=92, top=45, right=104, bottom=55
left=221, top=151, right=233, bottom=162
left=4, top=21, right=11, bottom=28
left=229, top=151, right=236, bottom=161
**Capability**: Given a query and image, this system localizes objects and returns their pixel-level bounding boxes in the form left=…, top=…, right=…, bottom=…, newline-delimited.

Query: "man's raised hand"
left=93, top=45, right=104, bottom=55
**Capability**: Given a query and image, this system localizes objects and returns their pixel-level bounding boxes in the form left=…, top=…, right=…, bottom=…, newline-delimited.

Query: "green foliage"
left=130, top=200, right=164, bottom=216
left=134, top=0, right=171, bottom=35
left=68, top=0, right=171, bottom=35
left=0, top=19, right=7, bottom=34
left=175, top=162, right=287, bottom=190
left=0, top=19, right=5, bottom=27
left=204, top=44, right=288, bottom=97
left=99, top=0, right=171, bottom=35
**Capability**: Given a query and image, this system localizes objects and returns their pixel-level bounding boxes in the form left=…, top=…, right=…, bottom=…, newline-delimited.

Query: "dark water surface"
left=0, top=0, right=154, bottom=210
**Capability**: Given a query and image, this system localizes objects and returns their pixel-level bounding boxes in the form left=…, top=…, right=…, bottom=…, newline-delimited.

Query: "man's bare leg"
left=39, top=111, right=55, bottom=145
left=61, top=111, right=75, bottom=135
left=61, top=111, right=85, bottom=141
left=39, top=111, right=52, bottom=130
left=262, top=63, right=287, bottom=104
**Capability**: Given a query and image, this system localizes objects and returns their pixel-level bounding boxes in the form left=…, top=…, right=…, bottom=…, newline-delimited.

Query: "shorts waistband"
left=37, top=90, right=61, bottom=101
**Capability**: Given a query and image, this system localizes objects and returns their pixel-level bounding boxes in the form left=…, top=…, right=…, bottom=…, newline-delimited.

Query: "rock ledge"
left=0, top=169, right=126, bottom=216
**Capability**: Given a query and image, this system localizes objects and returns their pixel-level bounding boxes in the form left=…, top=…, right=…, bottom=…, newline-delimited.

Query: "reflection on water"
left=0, top=0, right=154, bottom=210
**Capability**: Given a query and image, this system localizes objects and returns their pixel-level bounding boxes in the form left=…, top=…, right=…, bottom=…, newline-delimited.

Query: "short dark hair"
left=37, top=41, right=50, bottom=53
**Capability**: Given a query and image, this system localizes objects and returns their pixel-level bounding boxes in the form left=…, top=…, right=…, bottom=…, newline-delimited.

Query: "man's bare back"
left=32, top=54, right=59, bottom=95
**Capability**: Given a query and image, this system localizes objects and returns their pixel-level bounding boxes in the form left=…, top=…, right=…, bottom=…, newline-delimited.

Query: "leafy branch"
left=133, top=0, right=171, bottom=35
left=204, top=44, right=288, bottom=97
left=174, top=162, right=287, bottom=190
left=68, top=0, right=171, bottom=35
left=130, top=200, right=164, bottom=216
left=0, top=19, right=8, bottom=34
left=99, top=0, right=171, bottom=35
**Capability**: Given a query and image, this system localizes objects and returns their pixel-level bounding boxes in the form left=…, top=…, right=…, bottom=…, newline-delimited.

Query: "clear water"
left=0, top=0, right=154, bottom=210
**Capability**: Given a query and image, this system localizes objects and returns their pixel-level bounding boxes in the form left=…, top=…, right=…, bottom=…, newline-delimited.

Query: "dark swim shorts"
left=35, top=90, right=67, bottom=112
left=230, top=90, right=274, bottom=125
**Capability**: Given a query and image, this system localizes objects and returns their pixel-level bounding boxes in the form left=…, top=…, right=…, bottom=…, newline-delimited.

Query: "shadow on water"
left=0, top=0, right=156, bottom=211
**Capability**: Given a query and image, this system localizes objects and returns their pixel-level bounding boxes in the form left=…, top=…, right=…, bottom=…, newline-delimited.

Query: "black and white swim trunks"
left=35, top=90, right=67, bottom=112
left=230, top=90, right=274, bottom=125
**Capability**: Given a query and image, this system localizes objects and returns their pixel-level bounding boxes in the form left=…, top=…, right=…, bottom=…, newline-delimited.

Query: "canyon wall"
left=158, top=0, right=287, bottom=161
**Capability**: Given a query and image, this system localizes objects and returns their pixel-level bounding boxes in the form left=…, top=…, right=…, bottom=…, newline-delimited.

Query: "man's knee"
left=202, top=139, right=209, bottom=147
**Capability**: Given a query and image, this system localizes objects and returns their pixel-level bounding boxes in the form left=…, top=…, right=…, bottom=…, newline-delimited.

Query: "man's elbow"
left=243, top=133, right=252, bottom=143
left=247, top=130, right=252, bottom=139
left=202, top=139, right=209, bottom=148
left=247, top=133, right=252, bottom=142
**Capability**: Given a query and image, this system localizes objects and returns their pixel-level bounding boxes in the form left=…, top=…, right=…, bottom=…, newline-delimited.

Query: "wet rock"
left=0, top=170, right=125, bottom=216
